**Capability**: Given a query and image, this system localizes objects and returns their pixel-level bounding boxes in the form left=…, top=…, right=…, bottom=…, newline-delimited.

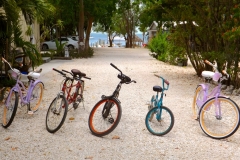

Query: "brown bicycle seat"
left=71, top=69, right=86, bottom=77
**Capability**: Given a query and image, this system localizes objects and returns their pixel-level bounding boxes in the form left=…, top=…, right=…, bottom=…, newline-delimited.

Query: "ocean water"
left=89, top=32, right=145, bottom=47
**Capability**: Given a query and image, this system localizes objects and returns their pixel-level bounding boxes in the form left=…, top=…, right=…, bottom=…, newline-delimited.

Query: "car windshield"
left=58, top=38, right=68, bottom=41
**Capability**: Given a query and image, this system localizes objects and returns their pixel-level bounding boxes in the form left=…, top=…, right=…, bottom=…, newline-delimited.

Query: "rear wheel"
left=192, top=85, right=204, bottom=120
left=199, top=97, right=240, bottom=139
left=145, top=106, right=174, bottom=136
left=88, top=98, right=122, bottom=137
left=46, top=95, right=68, bottom=133
left=29, top=82, right=44, bottom=112
left=2, top=91, right=18, bottom=128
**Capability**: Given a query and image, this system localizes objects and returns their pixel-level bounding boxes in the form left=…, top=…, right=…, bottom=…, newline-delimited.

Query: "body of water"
left=89, top=32, right=146, bottom=47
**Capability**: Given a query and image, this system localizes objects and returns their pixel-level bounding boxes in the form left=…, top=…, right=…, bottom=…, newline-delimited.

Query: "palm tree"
left=0, top=0, right=54, bottom=68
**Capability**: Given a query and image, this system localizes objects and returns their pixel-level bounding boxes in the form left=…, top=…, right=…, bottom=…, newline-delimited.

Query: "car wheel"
left=68, top=45, right=74, bottom=50
left=42, top=44, right=49, bottom=50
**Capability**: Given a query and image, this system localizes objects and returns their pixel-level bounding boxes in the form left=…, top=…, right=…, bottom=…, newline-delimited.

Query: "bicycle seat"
left=71, top=69, right=86, bottom=77
left=153, top=85, right=162, bottom=92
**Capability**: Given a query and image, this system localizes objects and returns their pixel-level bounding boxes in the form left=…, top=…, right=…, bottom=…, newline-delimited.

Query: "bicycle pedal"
left=27, top=110, right=34, bottom=115
left=73, top=103, right=79, bottom=109
left=77, top=98, right=82, bottom=102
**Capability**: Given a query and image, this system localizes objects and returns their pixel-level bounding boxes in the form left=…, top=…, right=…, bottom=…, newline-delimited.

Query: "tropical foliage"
left=140, top=0, right=240, bottom=87
left=0, top=0, right=54, bottom=70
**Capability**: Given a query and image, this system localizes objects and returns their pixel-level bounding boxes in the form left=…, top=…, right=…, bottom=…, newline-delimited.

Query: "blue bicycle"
left=145, top=74, right=174, bottom=136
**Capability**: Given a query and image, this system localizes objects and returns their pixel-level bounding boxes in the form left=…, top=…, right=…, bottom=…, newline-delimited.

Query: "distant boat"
left=90, top=37, right=94, bottom=39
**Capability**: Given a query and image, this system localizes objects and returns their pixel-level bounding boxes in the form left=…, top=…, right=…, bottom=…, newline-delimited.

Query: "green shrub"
left=69, top=48, right=94, bottom=58
left=148, top=32, right=169, bottom=62
left=148, top=32, right=187, bottom=65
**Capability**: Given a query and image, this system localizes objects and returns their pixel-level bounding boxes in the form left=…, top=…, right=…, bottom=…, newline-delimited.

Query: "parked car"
left=41, top=37, right=78, bottom=51
left=68, top=36, right=79, bottom=41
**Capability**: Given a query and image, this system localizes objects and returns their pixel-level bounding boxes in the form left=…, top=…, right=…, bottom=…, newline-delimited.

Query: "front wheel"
left=2, top=91, right=18, bottom=128
left=199, top=96, right=240, bottom=139
left=29, top=82, right=44, bottom=112
left=88, top=98, right=122, bottom=137
left=46, top=95, right=68, bottom=133
left=145, top=106, right=174, bottom=136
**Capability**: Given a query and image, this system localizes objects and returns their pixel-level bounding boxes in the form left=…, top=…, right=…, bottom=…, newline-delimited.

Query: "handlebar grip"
left=84, top=76, right=91, bottom=80
left=53, top=68, right=64, bottom=75
left=154, top=74, right=160, bottom=78
left=164, top=79, right=170, bottom=85
left=2, top=57, right=6, bottom=62
left=222, top=70, right=229, bottom=77
left=110, top=63, right=118, bottom=70
left=62, top=69, right=72, bottom=75
left=204, top=60, right=213, bottom=66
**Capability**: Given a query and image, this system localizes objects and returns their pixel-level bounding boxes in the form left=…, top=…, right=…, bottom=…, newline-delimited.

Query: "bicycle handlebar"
left=62, top=69, right=73, bottom=76
left=154, top=74, right=169, bottom=85
left=53, top=68, right=66, bottom=76
left=222, top=70, right=230, bottom=78
left=110, top=63, right=122, bottom=74
left=204, top=60, right=218, bottom=72
left=2, top=57, right=14, bottom=71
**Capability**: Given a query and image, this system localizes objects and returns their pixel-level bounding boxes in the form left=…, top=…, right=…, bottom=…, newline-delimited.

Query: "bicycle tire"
left=199, top=96, right=240, bottom=139
left=88, top=98, right=122, bottom=137
left=46, top=95, right=68, bottom=133
left=145, top=106, right=174, bottom=136
left=29, top=82, right=44, bottom=112
left=192, top=85, right=204, bottom=120
left=2, top=91, right=18, bottom=128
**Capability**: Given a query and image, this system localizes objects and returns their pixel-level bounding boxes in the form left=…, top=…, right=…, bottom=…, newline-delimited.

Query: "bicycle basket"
left=8, top=69, right=20, bottom=80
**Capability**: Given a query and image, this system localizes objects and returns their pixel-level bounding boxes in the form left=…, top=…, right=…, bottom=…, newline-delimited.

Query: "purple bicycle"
left=1, top=57, right=44, bottom=128
left=192, top=60, right=240, bottom=139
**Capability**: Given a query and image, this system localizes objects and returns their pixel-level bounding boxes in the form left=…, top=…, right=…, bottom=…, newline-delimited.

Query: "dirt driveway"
left=0, top=47, right=240, bottom=159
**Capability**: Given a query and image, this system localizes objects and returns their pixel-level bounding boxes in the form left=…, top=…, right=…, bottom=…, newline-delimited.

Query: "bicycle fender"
left=33, top=80, right=44, bottom=88
left=101, top=96, right=121, bottom=104
left=28, top=81, right=44, bottom=98
left=197, top=84, right=207, bottom=91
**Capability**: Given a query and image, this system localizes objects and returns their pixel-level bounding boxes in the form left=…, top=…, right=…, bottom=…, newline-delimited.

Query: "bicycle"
left=1, top=57, right=44, bottom=128
left=88, top=63, right=136, bottom=137
left=192, top=60, right=240, bottom=139
left=145, top=74, right=174, bottom=136
left=46, top=68, right=90, bottom=133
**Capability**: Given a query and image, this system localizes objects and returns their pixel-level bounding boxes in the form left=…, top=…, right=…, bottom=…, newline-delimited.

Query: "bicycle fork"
left=214, top=98, right=222, bottom=120
left=52, top=92, right=64, bottom=115
left=102, top=100, right=115, bottom=124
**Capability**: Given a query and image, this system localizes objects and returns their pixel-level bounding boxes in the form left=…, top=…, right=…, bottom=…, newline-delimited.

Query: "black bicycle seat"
left=118, top=73, right=131, bottom=83
left=71, top=69, right=86, bottom=77
left=153, top=85, right=162, bottom=92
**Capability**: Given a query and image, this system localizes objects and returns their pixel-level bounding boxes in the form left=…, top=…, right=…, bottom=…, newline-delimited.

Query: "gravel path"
left=0, top=47, right=240, bottom=160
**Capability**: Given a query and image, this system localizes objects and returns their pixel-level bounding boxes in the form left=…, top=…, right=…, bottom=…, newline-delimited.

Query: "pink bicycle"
left=1, top=57, right=43, bottom=128
left=192, top=60, right=240, bottom=139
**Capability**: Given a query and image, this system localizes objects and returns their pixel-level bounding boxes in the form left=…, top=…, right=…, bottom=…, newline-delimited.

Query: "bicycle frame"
left=153, top=76, right=169, bottom=121
left=196, top=60, right=229, bottom=118
left=5, top=75, right=41, bottom=108
left=61, top=78, right=82, bottom=105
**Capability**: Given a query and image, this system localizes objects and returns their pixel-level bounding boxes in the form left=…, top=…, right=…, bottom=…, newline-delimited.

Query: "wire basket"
left=8, top=69, right=20, bottom=80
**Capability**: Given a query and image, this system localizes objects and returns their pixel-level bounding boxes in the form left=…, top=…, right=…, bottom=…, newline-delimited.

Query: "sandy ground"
left=0, top=47, right=240, bottom=160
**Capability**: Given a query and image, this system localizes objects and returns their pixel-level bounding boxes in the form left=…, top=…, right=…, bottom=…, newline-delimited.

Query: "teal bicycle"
left=145, top=74, right=174, bottom=136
